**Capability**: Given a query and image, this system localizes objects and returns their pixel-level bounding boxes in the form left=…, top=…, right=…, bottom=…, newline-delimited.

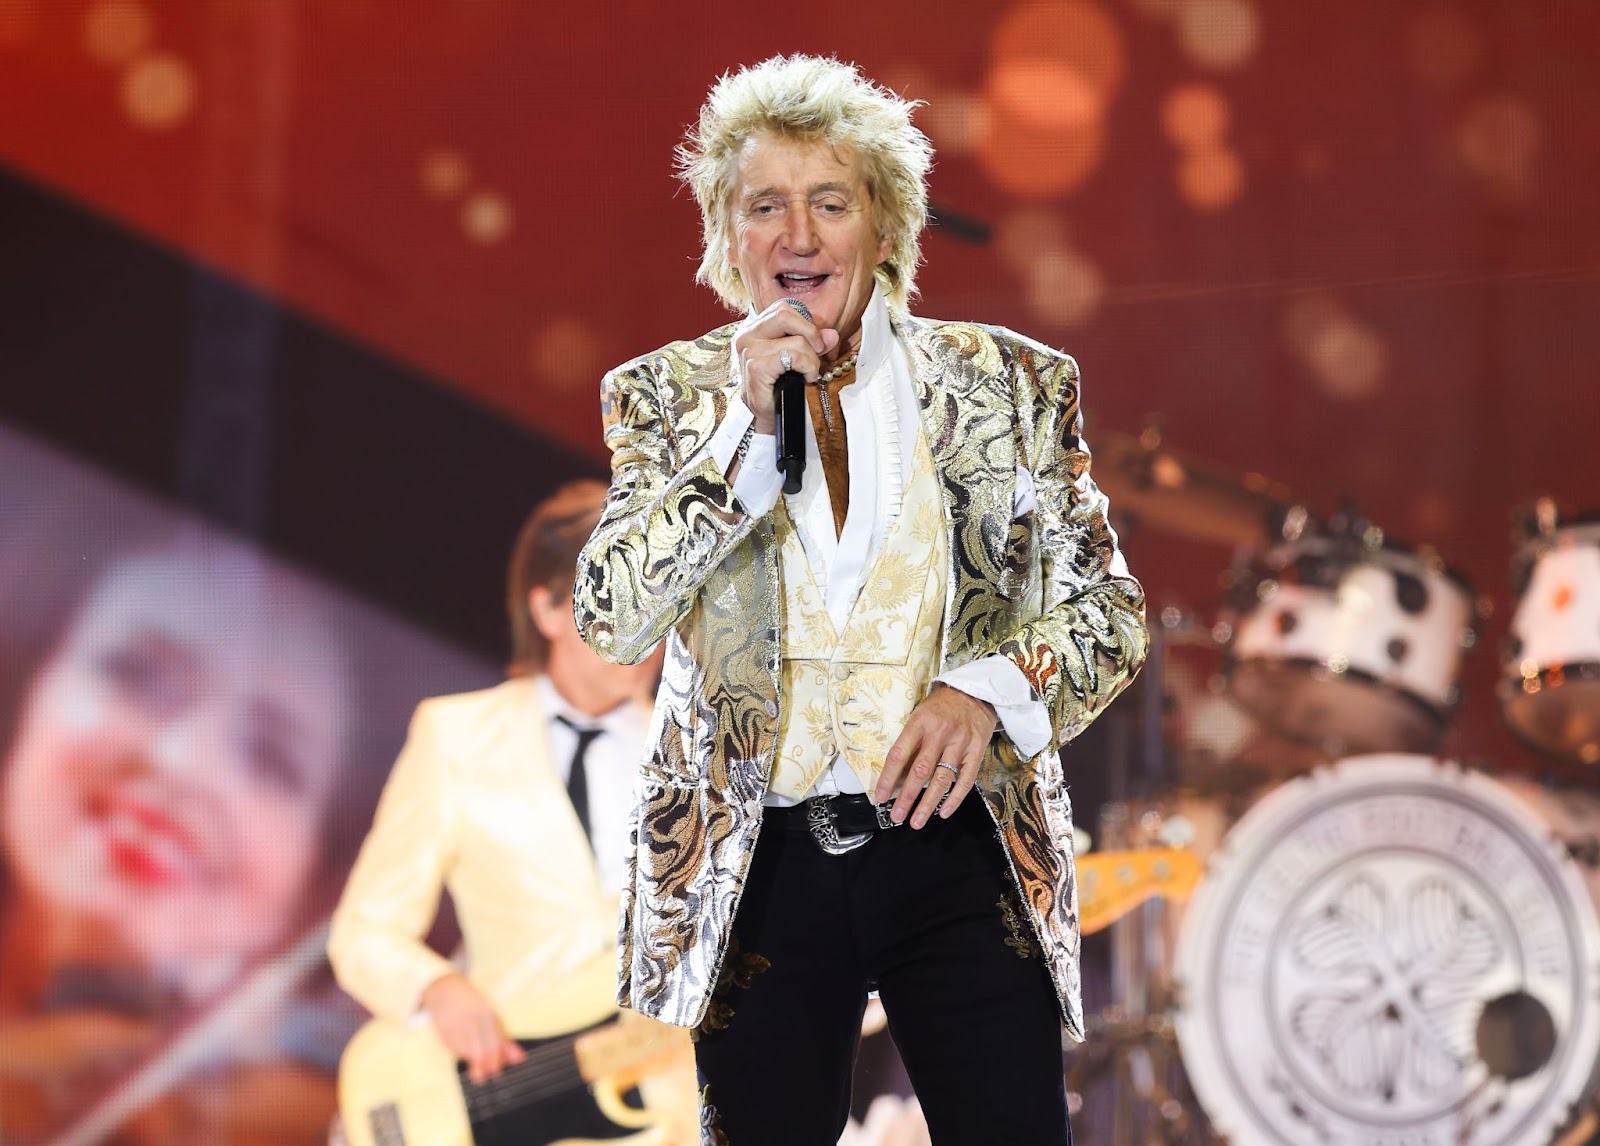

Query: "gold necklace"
left=811, top=353, right=858, bottom=430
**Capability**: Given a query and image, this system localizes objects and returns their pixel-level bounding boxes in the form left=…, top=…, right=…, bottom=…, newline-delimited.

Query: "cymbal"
left=1092, top=430, right=1299, bottom=550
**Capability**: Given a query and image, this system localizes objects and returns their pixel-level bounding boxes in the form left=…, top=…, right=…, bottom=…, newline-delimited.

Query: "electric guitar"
left=338, top=954, right=695, bottom=1146
left=1077, top=848, right=1204, bottom=934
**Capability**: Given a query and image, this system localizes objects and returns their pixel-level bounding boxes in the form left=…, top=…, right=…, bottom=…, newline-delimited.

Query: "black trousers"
left=693, top=798, right=1072, bottom=1146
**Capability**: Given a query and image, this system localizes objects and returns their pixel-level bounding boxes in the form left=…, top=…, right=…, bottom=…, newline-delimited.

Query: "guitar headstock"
left=1078, top=848, right=1204, bottom=934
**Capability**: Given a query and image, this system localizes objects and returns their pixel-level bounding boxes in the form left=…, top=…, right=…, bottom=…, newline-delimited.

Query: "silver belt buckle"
left=804, top=796, right=874, bottom=855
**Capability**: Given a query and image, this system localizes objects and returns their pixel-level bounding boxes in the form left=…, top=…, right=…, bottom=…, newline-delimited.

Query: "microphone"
left=775, top=298, right=810, bottom=495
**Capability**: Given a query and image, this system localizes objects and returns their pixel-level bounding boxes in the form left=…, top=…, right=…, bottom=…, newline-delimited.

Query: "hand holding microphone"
left=730, top=298, right=839, bottom=492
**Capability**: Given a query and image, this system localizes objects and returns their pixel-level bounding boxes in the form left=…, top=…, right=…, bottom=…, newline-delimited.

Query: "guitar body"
left=339, top=1017, right=474, bottom=1146
left=339, top=953, right=695, bottom=1146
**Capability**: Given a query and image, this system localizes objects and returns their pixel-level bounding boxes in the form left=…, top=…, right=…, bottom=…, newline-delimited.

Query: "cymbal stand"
left=1090, top=610, right=1216, bottom=1142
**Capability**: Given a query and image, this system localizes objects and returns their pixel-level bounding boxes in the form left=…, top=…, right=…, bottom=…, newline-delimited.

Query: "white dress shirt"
left=707, top=286, right=1052, bottom=806
left=536, top=674, right=647, bottom=895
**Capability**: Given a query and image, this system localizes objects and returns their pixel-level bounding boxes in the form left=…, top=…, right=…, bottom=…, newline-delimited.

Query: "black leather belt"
left=765, top=793, right=902, bottom=855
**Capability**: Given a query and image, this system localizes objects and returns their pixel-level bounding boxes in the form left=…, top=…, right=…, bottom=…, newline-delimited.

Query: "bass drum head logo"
left=1173, top=754, right=1600, bottom=1145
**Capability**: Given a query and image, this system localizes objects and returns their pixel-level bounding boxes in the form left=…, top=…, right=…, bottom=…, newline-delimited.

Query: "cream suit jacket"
left=327, top=678, right=621, bottom=1026
left=574, top=314, right=1148, bottom=1038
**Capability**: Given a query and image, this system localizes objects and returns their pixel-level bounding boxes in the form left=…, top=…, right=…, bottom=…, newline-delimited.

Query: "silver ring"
left=779, top=349, right=793, bottom=372
left=934, top=761, right=960, bottom=778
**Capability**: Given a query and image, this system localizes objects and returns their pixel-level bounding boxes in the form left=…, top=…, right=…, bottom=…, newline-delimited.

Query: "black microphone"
left=775, top=297, right=810, bottom=495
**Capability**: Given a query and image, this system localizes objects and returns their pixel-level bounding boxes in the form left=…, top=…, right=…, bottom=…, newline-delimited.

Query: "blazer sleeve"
left=993, top=351, right=1148, bottom=746
left=326, top=700, right=457, bottom=1021
left=574, top=357, right=759, bottom=665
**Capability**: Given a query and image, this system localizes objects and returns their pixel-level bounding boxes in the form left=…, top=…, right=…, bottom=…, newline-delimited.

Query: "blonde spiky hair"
left=677, top=55, right=932, bottom=314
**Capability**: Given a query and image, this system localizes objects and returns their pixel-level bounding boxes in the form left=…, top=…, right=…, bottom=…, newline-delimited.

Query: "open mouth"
left=777, top=272, right=828, bottom=294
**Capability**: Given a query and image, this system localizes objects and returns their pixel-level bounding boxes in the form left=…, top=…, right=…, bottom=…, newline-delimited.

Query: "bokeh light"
left=120, top=52, right=196, bottom=130
left=1177, top=0, right=1261, bottom=71
left=921, top=90, right=991, bottom=157
left=419, top=149, right=471, bottom=199
left=979, top=112, right=1104, bottom=199
left=1024, top=247, right=1106, bottom=328
left=1281, top=293, right=1343, bottom=351
left=989, top=58, right=1104, bottom=131
left=1456, top=94, right=1541, bottom=206
left=530, top=317, right=601, bottom=390
left=1282, top=294, right=1389, bottom=400
left=1176, top=145, right=1245, bottom=210
left=83, top=1, right=152, bottom=66
left=977, top=1, right=1124, bottom=199
left=1306, top=317, right=1387, bottom=400
left=1162, top=83, right=1231, bottom=150
left=990, top=0, right=1126, bottom=100
left=996, top=207, right=1070, bottom=272
left=462, top=190, right=513, bottom=244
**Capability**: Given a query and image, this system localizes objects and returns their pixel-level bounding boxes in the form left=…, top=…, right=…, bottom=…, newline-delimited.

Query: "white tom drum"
left=1226, top=534, right=1475, bottom=757
left=1173, top=755, right=1600, bottom=1146
left=1502, top=507, right=1600, bottom=765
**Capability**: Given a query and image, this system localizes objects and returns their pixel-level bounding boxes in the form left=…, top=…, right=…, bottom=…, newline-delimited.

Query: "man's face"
left=726, top=132, right=890, bottom=354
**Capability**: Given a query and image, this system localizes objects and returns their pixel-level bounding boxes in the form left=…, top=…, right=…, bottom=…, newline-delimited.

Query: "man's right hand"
left=731, top=299, right=839, bottom=433
left=420, top=971, right=527, bottom=1084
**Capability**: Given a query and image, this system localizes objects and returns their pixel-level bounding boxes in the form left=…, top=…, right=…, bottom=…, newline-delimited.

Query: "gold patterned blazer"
left=574, top=314, right=1148, bottom=1039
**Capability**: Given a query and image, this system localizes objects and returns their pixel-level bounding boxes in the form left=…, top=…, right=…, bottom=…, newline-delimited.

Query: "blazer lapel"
left=502, top=679, right=603, bottom=895
left=895, top=316, right=1017, bottom=620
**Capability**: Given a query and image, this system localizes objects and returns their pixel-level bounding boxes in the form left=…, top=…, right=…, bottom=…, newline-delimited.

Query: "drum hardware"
left=1095, top=423, right=1304, bottom=552
left=1066, top=1012, right=1220, bottom=1146
left=1082, top=601, right=1237, bottom=1146
left=1552, top=1108, right=1600, bottom=1146
left=1093, top=786, right=1237, bottom=1146
left=1501, top=498, right=1600, bottom=766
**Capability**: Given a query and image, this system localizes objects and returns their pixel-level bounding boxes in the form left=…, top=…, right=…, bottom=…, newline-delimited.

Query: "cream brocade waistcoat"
left=770, top=424, right=949, bottom=800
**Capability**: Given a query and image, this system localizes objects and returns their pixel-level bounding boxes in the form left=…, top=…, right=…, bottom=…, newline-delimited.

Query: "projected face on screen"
left=1, top=545, right=352, bottom=996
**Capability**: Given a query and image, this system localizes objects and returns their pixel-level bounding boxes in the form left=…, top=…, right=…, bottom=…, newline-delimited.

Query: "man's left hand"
left=875, top=684, right=997, bottom=828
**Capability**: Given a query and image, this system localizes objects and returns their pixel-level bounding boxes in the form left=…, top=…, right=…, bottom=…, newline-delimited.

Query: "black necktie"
left=555, top=716, right=602, bottom=843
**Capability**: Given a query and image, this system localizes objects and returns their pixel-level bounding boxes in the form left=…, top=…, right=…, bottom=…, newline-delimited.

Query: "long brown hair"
left=505, top=479, right=608, bottom=677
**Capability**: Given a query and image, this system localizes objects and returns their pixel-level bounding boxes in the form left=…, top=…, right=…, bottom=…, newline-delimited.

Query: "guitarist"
left=327, top=481, right=668, bottom=1130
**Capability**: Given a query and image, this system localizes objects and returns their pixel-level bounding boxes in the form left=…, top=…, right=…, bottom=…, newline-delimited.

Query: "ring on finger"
left=934, top=761, right=960, bottom=779
left=779, top=349, right=793, bottom=372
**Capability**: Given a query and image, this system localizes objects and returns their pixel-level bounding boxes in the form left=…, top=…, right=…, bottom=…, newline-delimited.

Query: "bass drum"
left=1172, top=755, right=1600, bottom=1146
left=1226, top=536, right=1475, bottom=758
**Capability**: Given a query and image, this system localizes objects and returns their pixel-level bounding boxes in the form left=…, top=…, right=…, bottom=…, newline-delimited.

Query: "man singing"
left=575, top=56, right=1147, bottom=1145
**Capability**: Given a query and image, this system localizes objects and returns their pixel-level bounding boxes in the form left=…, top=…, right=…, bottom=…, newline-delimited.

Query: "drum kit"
left=1070, top=432, right=1600, bottom=1146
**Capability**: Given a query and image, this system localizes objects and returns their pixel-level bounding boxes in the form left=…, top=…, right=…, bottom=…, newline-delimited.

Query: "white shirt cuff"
left=707, top=396, right=781, bottom=517
left=936, top=655, right=1053, bottom=760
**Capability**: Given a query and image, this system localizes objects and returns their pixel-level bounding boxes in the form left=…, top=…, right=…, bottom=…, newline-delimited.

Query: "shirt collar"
left=856, top=280, right=891, bottom=385
left=536, top=673, right=635, bottom=735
